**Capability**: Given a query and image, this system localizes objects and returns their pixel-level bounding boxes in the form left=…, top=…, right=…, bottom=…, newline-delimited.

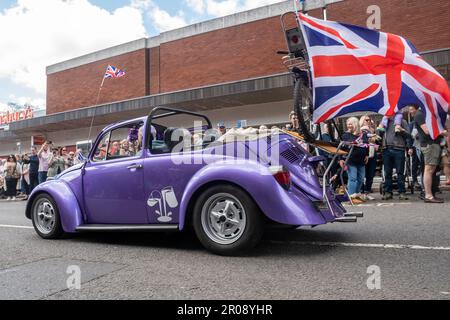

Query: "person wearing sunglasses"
left=359, top=115, right=378, bottom=200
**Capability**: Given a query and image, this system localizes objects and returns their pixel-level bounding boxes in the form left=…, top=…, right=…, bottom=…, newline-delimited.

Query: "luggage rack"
left=283, top=130, right=363, bottom=220
left=281, top=55, right=309, bottom=72
left=279, top=11, right=310, bottom=73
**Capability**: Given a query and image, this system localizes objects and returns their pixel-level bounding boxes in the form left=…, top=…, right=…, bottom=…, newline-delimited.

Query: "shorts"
left=420, top=144, right=441, bottom=166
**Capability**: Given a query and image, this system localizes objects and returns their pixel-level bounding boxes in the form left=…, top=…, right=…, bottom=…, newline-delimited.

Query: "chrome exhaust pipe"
left=334, top=217, right=357, bottom=223
left=345, top=212, right=364, bottom=218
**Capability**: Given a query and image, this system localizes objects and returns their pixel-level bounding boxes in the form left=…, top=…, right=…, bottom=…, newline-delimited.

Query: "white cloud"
left=242, top=0, right=285, bottom=11
left=147, top=6, right=188, bottom=32
left=7, top=95, right=45, bottom=110
left=186, top=0, right=284, bottom=17
left=185, top=0, right=205, bottom=14
left=0, top=0, right=148, bottom=97
left=206, top=0, right=239, bottom=16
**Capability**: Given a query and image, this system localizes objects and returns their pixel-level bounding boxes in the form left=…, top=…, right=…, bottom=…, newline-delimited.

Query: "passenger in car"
left=110, top=141, right=120, bottom=156
left=120, top=140, right=137, bottom=157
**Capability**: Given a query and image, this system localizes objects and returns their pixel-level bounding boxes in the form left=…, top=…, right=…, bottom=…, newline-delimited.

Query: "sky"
left=0, top=0, right=284, bottom=113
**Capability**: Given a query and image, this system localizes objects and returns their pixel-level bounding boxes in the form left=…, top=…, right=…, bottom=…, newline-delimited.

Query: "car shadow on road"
left=62, top=228, right=348, bottom=257
left=67, top=231, right=203, bottom=252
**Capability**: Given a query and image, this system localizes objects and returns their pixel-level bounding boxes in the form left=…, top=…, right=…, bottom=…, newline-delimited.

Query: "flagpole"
left=293, top=0, right=300, bottom=14
left=87, top=66, right=108, bottom=144
left=294, top=0, right=307, bottom=26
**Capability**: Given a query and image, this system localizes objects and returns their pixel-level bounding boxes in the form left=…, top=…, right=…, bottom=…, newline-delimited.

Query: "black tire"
left=192, top=184, right=264, bottom=256
left=31, top=194, right=64, bottom=239
left=293, top=78, right=315, bottom=142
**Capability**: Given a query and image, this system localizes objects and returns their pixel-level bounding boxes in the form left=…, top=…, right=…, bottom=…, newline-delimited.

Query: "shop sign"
left=0, top=106, right=34, bottom=126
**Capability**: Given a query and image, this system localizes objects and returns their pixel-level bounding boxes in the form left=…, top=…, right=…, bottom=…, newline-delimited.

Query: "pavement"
left=0, top=187, right=449, bottom=300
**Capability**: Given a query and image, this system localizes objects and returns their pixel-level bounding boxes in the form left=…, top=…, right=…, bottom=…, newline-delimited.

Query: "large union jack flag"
left=104, top=65, right=126, bottom=79
left=298, top=13, right=450, bottom=139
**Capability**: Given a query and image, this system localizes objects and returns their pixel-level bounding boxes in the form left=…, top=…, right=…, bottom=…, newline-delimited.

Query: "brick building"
left=1, top=0, right=449, bottom=156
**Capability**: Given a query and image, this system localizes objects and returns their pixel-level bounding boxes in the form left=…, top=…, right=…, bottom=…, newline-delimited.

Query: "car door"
left=143, top=140, right=204, bottom=224
left=83, top=121, right=148, bottom=224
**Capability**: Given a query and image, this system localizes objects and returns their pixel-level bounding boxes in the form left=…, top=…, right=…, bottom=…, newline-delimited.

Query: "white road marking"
left=267, top=240, right=450, bottom=251
left=345, top=202, right=413, bottom=208
left=0, top=224, right=33, bottom=230
left=1, top=224, right=448, bottom=251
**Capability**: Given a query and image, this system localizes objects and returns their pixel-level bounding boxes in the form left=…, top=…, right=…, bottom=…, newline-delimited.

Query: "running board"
left=75, top=224, right=179, bottom=232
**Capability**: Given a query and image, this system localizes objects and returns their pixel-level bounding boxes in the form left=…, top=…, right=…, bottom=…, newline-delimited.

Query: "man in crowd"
left=28, top=146, right=40, bottom=191
left=289, top=111, right=300, bottom=131
left=411, top=105, right=444, bottom=203
left=408, top=108, right=422, bottom=191
left=37, top=141, right=52, bottom=184
left=73, top=149, right=84, bottom=165
left=66, top=151, right=75, bottom=169
left=381, top=112, right=412, bottom=200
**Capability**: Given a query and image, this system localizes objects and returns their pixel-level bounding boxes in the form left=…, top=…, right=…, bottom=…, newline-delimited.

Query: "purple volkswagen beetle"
left=26, top=107, right=356, bottom=255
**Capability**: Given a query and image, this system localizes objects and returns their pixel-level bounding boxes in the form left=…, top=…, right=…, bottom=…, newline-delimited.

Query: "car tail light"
left=269, top=166, right=291, bottom=190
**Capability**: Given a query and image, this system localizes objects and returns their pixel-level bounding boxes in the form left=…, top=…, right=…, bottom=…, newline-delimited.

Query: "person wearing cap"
left=217, top=122, right=226, bottom=136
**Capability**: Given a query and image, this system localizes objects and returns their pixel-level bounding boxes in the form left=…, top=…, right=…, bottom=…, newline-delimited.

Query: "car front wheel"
left=193, top=184, right=264, bottom=256
left=31, top=194, right=64, bottom=239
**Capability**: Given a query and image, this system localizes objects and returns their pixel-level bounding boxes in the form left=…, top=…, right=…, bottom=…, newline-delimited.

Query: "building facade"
left=1, top=0, right=449, bottom=156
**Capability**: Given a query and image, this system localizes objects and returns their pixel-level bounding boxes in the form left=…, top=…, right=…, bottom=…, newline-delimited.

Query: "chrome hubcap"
left=201, top=193, right=246, bottom=245
left=33, top=199, right=56, bottom=235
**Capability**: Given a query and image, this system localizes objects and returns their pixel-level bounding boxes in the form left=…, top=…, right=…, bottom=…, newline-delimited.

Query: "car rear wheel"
left=31, top=194, right=64, bottom=239
left=193, top=184, right=264, bottom=256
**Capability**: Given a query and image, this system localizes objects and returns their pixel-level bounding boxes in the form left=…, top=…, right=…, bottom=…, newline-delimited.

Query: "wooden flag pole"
left=87, top=67, right=108, bottom=145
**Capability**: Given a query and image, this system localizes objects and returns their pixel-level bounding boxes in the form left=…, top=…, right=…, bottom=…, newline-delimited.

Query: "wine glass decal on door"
left=147, top=187, right=178, bottom=222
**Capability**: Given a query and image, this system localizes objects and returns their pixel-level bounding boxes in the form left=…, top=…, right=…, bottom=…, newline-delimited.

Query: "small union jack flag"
left=298, top=13, right=450, bottom=139
left=104, top=65, right=126, bottom=79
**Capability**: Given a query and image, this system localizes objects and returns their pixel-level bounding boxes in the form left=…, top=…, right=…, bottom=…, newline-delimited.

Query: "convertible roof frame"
left=146, top=106, right=213, bottom=150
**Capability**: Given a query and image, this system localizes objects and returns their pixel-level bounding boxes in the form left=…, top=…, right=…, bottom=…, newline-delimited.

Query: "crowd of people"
left=0, top=142, right=82, bottom=201
left=213, top=109, right=447, bottom=205
left=295, top=106, right=450, bottom=204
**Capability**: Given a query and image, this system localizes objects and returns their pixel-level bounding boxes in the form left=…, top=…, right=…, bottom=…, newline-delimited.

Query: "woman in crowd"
left=3, top=155, right=21, bottom=201
left=359, top=115, right=379, bottom=200
left=47, top=148, right=65, bottom=180
left=340, top=117, right=369, bottom=204
left=15, top=154, right=23, bottom=196
left=20, top=154, right=31, bottom=199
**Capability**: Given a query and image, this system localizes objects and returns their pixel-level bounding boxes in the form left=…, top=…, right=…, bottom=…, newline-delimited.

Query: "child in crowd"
left=378, top=112, right=404, bottom=134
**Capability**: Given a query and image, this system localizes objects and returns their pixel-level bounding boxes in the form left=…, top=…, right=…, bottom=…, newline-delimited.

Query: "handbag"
left=12, top=166, right=20, bottom=179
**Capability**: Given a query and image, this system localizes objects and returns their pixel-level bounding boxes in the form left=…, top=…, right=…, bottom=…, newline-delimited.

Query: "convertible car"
left=26, top=107, right=357, bottom=255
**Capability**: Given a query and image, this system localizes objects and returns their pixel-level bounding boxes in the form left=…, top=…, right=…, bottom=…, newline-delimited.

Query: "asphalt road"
left=0, top=190, right=449, bottom=300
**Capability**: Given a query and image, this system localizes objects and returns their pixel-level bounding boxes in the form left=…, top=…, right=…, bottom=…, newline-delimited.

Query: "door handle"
left=127, top=164, right=143, bottom=170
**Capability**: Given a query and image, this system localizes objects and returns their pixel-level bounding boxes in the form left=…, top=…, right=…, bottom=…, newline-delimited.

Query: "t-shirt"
left=28, top=155, right=39, bottom=173
left=38, top=150, right=51, bottom=172
left=414, top=110, right=440, bottom=146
